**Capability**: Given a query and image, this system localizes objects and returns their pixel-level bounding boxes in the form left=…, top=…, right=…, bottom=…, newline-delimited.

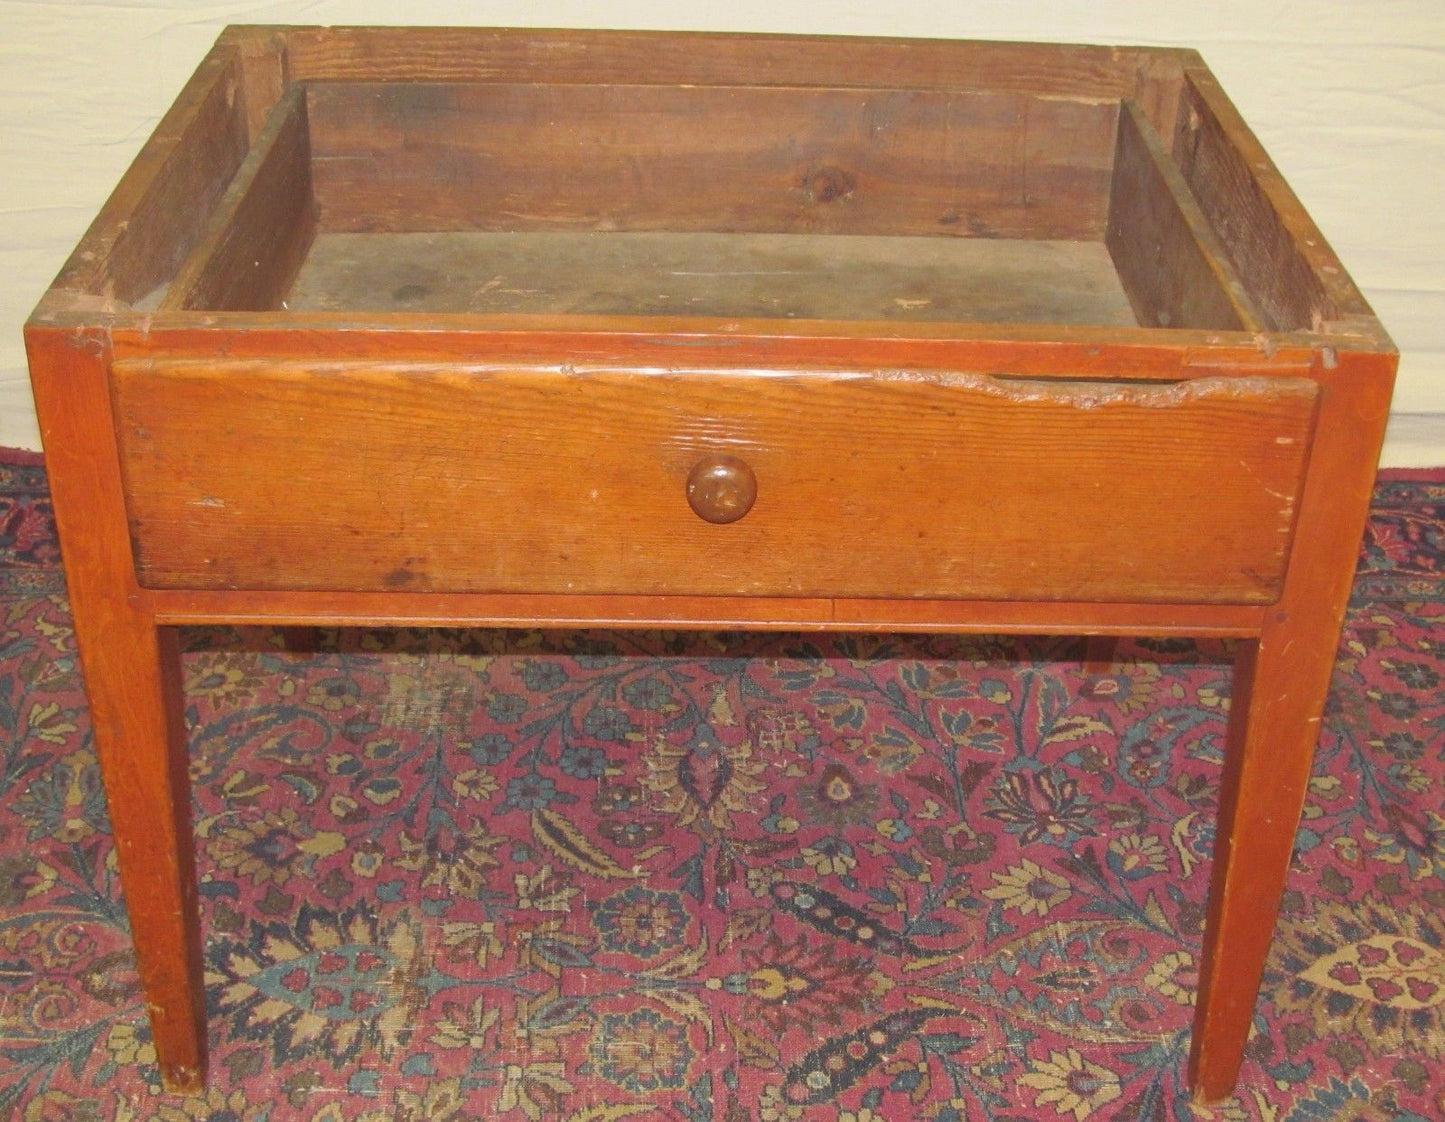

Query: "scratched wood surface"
left=113, top=359, right=1317, bottom=603
left=286, top=232, right=1138, bottom=325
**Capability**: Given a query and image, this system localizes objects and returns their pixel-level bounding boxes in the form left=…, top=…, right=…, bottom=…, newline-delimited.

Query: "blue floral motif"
left=503, top=773, right=560, bottom=811
left=561, top=744, right=610, bottom=779
left=468, top=733, right=513, bottom=765
left=622, top=676, right=674, bottom=710
left=583, top=705, right=632, bottom=741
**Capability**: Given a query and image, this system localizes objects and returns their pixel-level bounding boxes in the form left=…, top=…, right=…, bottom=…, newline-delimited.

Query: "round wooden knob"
left=686, top=454, right=757, bottom=524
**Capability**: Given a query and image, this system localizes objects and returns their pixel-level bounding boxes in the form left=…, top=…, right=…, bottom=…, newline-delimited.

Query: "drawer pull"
left=686, top=454, right=757, bottom=524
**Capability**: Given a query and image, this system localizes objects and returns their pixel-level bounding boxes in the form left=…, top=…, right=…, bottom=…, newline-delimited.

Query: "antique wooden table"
left=25, top=27, right=1395, bottom=1101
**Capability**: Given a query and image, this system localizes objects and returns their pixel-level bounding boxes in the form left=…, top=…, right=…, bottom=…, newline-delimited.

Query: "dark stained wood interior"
left=1106, top=101, right=1263, bottom=331
left=162, top=87, right=316, bottom=312
left=286, top=232, right=1138, bottom=325
left=50, top=50, right=251, bottom=307
left=305, top=81, right=1121, bottom=240
left=283, top=27, right=1173, bottom=100
left=1171, top=73, right=1361, bottom=332
left=160, top=78, right=1275, bottom=333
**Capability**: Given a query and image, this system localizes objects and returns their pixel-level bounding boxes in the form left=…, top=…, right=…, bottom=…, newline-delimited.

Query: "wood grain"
left=286, top=232, right=1138, bottom=326
left=1188, top=347, right=1396, bottom=1102
left=113, top=360, right=1317, bottom=604
left=219, top=25, right=287, bottom=145
left=24, top=327, right=206, bottom=1092
left=46, top=43, right=250, bottom=309
left=1173, top=72, right=1362, bottom=333
left=307, top=82, right=1119, bottom=240
left=283, top=27, right=1176, bottom=98
left=109, top=322, right=1318, bottom=381
left=142, top=587, right=1269, bottom=636
left=164, top=87, right=315, bottom=311
left=1107, top=101, right=1263, bottom=331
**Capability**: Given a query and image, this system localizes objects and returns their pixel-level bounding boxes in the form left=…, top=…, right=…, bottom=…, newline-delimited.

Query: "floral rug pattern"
left=0, top=449, right=1442, bottom=1120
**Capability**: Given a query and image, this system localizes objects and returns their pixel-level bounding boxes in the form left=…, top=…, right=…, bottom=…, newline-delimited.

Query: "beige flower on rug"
left=431, top=995, right=501, bottom=1050
left=641, top=732, right=765, bottom=833
left=982, top=858, right=1072, bottom=918
left=201, top=807, right=344, bottom=886
left=395, top=823, right=505, bottom=898
left=1106, top=832, right=1169, bottom=878
left=1144, top=950, right=1198, bottom=1006
left=1017, top=1047, right=1122, bottom=1120
left=497, top=1061, right=577, bottom=1120
left=1077, top=660, right=1162, bottom=714
left=186, top=654, right=266, bottom=709
left=104, top=1022, right=156, bottom=1068
left=392, top=1077, right=470, bottom=1121
left=149, top=1087, right=253, bottom=1122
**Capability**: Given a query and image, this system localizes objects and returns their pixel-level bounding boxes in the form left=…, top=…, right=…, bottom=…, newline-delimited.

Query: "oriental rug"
left=1, top=449, right=1442, bottom=1121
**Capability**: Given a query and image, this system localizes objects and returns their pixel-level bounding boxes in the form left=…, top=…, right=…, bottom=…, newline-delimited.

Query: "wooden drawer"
left=112, top=359, right=1317, bottom=604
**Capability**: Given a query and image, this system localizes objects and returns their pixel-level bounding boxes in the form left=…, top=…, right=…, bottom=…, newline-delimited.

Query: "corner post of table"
left=1188, top=348, right=1396, bottom=1102
left=24, top=323, right=207, bottom=1093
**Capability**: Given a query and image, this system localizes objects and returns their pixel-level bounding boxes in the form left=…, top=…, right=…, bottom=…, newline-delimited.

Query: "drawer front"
left=111, top=360, right=1317, bottom=604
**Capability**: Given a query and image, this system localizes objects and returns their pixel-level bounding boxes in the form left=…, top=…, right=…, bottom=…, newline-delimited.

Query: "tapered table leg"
left=1189, top=628, right=1320, bottom=1100
left=1189, top=353, right=1394, bottom=1101
left=27, top=325, right=206, bottom=1091
left=79, top=618, right=206, bottom=1091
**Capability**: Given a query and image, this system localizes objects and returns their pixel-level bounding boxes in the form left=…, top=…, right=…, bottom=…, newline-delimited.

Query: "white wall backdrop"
left=2, top=1, right=1442, bottom=463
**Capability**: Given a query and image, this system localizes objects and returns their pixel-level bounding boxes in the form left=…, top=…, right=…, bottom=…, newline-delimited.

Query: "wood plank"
left=220, top=26, right=288, bottom=145
left=287, top=232, right=1137, bottom=326
left=1173, top=71, right=1370, bottom=333
left=307, top=82, right=1120, bottom=240
left=1107, top=101, right=1264, bottom=331
left=44, top=44, right=250, bottom=309
left=112, top=359, right=1317, bottom=604
left=144, top=587, right=1269, bottom=637
left=163, top=88, right=315, bottom=312
left=110, top=322, right=1317, bottom=381
left=284, top=27, right=1165, bottom=97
